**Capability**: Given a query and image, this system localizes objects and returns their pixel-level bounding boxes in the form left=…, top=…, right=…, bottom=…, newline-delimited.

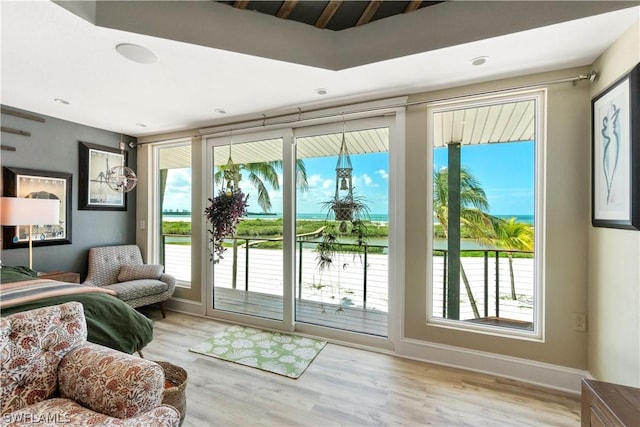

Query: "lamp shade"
left=1, top=197, right=60, bottom=226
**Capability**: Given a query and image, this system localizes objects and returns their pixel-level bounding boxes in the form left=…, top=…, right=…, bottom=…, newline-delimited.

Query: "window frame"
left=425, top=89, right=546, bottom=341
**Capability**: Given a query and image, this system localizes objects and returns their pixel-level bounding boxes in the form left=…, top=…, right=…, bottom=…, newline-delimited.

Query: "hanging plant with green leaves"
left=204, top=189, right=249, bottom=262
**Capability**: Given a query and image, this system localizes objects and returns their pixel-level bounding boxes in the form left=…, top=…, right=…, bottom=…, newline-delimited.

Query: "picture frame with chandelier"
left=591, top=62, right=640, bottom=230
left=78, top=141, right=129, bottom=211
left=2, top=166, right=72, bottom=250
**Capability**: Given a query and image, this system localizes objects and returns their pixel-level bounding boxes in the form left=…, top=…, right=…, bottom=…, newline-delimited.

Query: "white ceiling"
left=1, top=1, right=638, bottom=138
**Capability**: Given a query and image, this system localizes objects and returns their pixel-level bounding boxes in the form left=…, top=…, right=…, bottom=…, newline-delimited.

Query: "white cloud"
left=322, top=179, right=333, bottom=189
left=307, top=174, right=323, bottom=187
left=377, top=169, right=389, bottom=180
left=363, top=174, right=373, bottom=186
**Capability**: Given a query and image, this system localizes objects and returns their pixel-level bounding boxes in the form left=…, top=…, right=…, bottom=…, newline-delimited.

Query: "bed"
left=0, top=266, right=154, bottom=354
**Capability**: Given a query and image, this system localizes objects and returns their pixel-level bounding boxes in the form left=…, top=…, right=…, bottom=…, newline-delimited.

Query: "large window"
left=156, top=143, right=192, bottom=286
left=427, top=91, right=544, bottom=338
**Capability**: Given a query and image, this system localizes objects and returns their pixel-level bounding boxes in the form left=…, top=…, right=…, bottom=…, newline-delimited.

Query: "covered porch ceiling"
left=159, top=100, right=534, bottom=169
left=433, top=99, right=535, bottom=148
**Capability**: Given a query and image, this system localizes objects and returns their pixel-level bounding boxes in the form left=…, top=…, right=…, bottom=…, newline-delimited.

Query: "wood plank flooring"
left=142, top=310, right=581, bottom=427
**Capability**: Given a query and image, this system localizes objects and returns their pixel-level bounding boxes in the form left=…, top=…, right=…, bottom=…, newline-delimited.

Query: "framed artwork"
left=2, top=167, right=72, bottom=249
left=79, top=141, right=127, bottom=210
left=591, top=62, right=640, bottom=230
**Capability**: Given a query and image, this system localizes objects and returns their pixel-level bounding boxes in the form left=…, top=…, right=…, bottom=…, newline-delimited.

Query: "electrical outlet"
left=572, top=313, right=586, bottom=331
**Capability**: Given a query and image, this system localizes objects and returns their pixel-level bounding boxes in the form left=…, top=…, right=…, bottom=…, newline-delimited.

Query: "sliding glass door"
left=208, top=134, right=285, bottom=321
left=294, top=122, right=390, bottom=336
left=204, top=115, right=395, bottom=338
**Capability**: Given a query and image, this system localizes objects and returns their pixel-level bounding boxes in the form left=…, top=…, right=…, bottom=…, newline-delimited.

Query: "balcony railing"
left=160, top=234, right=534, bottom=324
left=432, top=249, right=534, bottom=327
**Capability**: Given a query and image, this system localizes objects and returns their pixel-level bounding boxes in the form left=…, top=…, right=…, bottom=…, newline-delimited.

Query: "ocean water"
left=164, top=213, right=533, bottom=224
left=293, top=212, right=389, bottom=222
left=493, top=214, right=534, bottom=225
left=163, top=212, right=390, bottom=222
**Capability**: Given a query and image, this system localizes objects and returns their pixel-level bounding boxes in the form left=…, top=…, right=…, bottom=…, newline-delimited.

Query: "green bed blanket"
left=1, top=267, right=153, bottom=354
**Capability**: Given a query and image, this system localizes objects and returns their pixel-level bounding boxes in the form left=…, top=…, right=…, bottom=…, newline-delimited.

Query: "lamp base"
left=28, top=224, right=33, bottom=270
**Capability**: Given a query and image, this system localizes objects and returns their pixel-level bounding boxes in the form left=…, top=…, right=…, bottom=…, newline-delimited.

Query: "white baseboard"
left=396, top=337, right=588, bottom=395
left=165, top=298, right=205, bottom=316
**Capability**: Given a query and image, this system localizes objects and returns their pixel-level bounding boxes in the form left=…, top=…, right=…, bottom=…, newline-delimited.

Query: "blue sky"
left=162, top=141, right=534, bottom=217
left=434, top=141, right=535, bottom=216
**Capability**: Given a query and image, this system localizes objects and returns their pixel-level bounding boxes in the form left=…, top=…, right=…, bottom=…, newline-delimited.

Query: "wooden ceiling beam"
left=233, top=1, right=249, bottom=9
left=355, top=1, right=382, bottom=27
left=276, top=0, right=298, bottom=19
left=315, top=0, right=342, bottom=29
left=404, top=1, right=422, bottom=13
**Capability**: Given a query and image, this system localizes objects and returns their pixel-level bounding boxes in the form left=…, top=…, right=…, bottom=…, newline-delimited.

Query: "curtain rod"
left=139, top=71, right=596, bottom=145
left=405, top=71, right=598, bottom=108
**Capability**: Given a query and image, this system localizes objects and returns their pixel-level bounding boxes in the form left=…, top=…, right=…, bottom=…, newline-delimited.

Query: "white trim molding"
left=396, top=337, right=588, bottom=395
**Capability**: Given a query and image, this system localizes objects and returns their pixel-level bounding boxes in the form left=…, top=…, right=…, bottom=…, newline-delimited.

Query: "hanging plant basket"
left=332, top=200, right=355, bottom=222
left=204, top=189, right=249, bottom=262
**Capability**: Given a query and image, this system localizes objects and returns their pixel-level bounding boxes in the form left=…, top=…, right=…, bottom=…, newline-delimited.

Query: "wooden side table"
left=38, top=271, right=80, bottom=283
left=581, top=378, right=640, bottom=426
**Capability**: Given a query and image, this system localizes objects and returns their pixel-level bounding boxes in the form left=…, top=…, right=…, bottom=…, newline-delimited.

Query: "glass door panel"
left=211, top=137, right=284, bottom=321
left=295, top=127, right=389, bottom=336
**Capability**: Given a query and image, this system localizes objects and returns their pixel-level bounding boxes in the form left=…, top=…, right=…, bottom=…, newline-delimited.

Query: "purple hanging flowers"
left=204, top=189, right=249, bottom=262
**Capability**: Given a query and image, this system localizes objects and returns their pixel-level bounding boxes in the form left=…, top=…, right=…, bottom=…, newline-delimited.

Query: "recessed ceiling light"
left=115, top=43, right=158, bottom=64
left=215, top=108, right=227, bottom=114
left=315, top=88, right=328, bottom=96
left=470, top=56, right=489, bottom=66
left=136, top=123, right=147, bottom=128
left=53, top=98, right=69, bottom=105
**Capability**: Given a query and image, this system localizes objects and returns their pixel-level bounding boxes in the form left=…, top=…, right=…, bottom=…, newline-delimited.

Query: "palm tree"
left=492, top=217, right=534, bottom=300
left=216, top=160, right=309, bottom=211
left=434, top=167, right=495, bottom=319
left=216, top=159, right=309, bottom=288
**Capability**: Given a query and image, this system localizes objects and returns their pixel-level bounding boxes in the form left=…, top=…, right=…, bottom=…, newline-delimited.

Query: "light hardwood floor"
left=141, top=310, right=581, bottom=427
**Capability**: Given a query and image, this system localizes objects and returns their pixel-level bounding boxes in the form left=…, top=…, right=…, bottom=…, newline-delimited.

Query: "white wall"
left=588, top=21, right=640, bottom=388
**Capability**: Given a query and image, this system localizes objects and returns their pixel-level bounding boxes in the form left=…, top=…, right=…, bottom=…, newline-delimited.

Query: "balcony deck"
left=214, top=287, right=388, bottom=336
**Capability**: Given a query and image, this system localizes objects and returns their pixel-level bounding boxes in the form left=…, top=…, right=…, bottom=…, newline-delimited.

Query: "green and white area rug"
left=189, top=325, right=327, bottom=379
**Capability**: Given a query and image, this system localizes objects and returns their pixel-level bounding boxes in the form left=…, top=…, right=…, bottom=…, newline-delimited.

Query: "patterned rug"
left=189, top=325, right=326, bottom=379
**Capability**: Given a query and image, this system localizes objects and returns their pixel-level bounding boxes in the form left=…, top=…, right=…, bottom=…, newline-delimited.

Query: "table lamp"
left=1, top=197, right=61, bottom=269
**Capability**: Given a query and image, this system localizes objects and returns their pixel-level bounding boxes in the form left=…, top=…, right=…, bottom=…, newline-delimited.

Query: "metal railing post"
left=245, top=239, right=249, bottom=291
left=442, top=251, right=447, bottom=317
left=495, top=251, right=500, bottom=318
left=484, top=251, right=489, bottom=317
left=363, top=244, right=368, bottom=306
left=298, top=240, right=303, bottom=300
left=161, top=234, right=166, bottom=267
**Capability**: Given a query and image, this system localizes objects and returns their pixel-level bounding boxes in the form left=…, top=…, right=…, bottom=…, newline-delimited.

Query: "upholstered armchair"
left=0, top=302, right=180, bottom=426
left=83, top=245, right=175, bottom=317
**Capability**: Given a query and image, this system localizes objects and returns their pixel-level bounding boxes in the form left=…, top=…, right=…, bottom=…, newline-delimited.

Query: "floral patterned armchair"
left=0, top=302, right=180, bottom=426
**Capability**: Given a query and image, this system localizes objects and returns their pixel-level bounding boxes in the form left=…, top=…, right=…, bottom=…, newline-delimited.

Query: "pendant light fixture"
left=106, top=136, right=138, bottom=193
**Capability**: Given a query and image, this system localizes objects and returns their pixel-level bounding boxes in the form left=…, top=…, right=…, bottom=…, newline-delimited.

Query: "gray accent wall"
left=0, top=106, right=136, bottom=279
